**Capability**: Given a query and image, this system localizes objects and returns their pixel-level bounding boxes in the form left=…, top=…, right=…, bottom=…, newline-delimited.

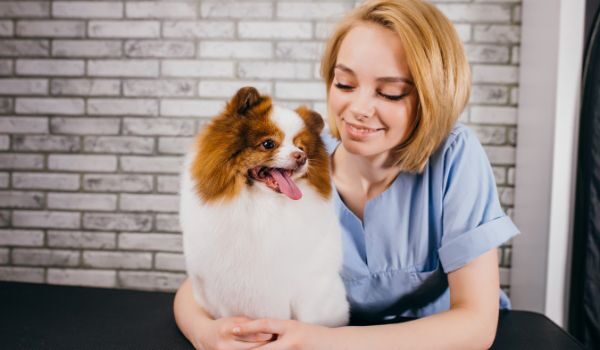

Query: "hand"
left=193, top=316, right=275, bottom=350
left=233, top=319, right=332, bottom=350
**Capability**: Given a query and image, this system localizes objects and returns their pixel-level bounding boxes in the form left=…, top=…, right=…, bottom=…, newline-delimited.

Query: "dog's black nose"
left=292, top=151, right=306, bottom=167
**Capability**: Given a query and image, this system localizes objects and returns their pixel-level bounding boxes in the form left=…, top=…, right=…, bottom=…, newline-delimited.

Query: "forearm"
left=173, top=278, right=213, bottom=346
left=325, top=307, right=498, bottom=350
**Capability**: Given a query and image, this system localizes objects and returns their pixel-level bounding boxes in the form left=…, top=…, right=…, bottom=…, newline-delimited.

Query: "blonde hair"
left=320, top=0, right=471, bottom=172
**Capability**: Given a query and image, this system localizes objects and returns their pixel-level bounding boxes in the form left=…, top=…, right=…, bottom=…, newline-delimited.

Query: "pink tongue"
left=270, top=169, right=302, bottom=200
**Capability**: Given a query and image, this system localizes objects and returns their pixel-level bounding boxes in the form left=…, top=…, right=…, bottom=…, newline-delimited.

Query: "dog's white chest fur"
left=179, top=153, right=349, bottom=326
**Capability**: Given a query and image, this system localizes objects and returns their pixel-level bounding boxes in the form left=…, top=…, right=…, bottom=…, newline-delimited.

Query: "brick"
left=513, top=5, right=521, bottom=24
left=238, top=62, right=312, bottom=79
left=13, top=210, right=80, bottom=229
left=511, top=46, right=520, bottom=64
left=158, top=137, right=194, bottom=154
left=0, top=267, right=44, bottom=283
left=124, top=40, right=194, bottom=58
left=12, top=248, right=80, bottom=267
left=88, top=59, right=159, bottom=77
left=199, top=41, right=272, bottom=59
left=48, top=193, right=117, bottom=211
left=275, top=41, right=323, bottom=60
left=16, top=59, right=84, bottom=76
left=472, top=65, right=519, bottom=84
left=0, top=248, right=7, bottom=264
left=436, top=4, right=512, bottom=23
left=48, top=230, right=116, bottom=249
left=483, top=146, right=516, bottom=165
left=0, top=40, right=49, bottom=57
left=51, top=79, right=120, bottom=96
left=155, top=252, right=185, bottom=271
left=83, top=251, right=152, bottom=269
left=315, top=22, right=335, bottom=40
left=157, top=175, right=180, bottom=193
left=120, top=194, right=179, bottom=212
left=48, top=155, right=117, bottom=172
left=87, top=98, right=158, bottom=116
left=50, top=117, right=120, bottom=135
left=160, top=99, right=224, bottom=117
left=499, top=186, right=514, bottom=206
left=0, top=79, right=48, bottom=95
left=0, top=191, right=43, bottom=209
left=465, top=44, right=510, bottom=63
left=155, top=214, right=180, bottom=232
left=200, top=1, right=272, bottom=19
left=89, top=20, right=159, bottom=38
left=161, top=60, right=234, bottom=78
left=276, top=82, right=326, bottom=100
left=0, top=210, right=7, bottom=227
left=0, top=154, right=44, bottom=170
left=198, top=80, right=271, bottom=98
left=163, top=21, right=234, bottom=38
left=119, top=270, right=185, bottom=291
left=124, top=79, right=194, bottom=97
left=508, top=126, right=517, bottom=145
left=126, top=1, right=197, bottom=19
left=0, top=173, right=8, bottom=188
left=16, top=97, right=84, bottom=115
left=16, top=20, right=85, bottom=38
left=471, top=106, right=517, bottom=124
left=13, top=172, right=80, bottom=191
left=0, top=2, right=49, bottom=18
left=492, top=166, right=507, bottom=185
left=0, top=136, right=8, bottom=150
left=48, top=268, right=117, bottom=288
left=0, top=97, right=13, bottom=112
left=470, top=85, right=509, bottom=104
left=119, top=233, right=182, bottom=252
left=238, top=21, right=312, bottom=39
left=471, top=125, right=507, bottom=145
left=12, top=135, right=80, bottom=152
left=0, top=229, right=44, bottom=246
left=277, top=2, right=350, bottom=19
left=52, top=40, right=122, bottom=58
left=0, top=21, right=14, bottom=36
left=0, top=60, right=12, bottom=75
left=508, top=167, right=515, bottom=185
left=83, top=136, right=154, bottom=154
left=53, top=2, right=123, bottom=19
left=83, top=174, right=153, bottom=193
left=0, top=117, right=48, bottom=133
left=474, top=25, right=520, bottom=44
left=120, top=156, right=183, bottom=173
left=123, top=118, right=195, bottom=136
left=84, top=213, right=152, bottom=231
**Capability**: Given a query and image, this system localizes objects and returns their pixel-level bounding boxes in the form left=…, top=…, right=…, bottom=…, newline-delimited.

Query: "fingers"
left=233, top=319, right=285, bottom=337
left=235, top=332, right=275, bottom=343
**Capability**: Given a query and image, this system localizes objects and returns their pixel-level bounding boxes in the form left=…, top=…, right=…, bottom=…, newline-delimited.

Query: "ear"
left=228, top=86, right=262, bottom=115
left=295, top=106, right=325, bottom=134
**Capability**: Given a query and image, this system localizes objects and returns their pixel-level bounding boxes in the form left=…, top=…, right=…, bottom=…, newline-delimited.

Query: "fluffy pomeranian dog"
left=179, top=87, right=349, bottom=327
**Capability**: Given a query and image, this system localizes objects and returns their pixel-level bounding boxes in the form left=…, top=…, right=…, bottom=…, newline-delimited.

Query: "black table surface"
left=0, top=281, right=584, bottom=349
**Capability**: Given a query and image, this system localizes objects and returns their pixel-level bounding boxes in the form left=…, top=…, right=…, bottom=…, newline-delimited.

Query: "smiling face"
left=329, top=22, right=418, bottom=162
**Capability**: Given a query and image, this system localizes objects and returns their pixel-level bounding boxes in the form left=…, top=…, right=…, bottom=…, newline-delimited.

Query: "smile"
left=344, top=121, right=384, bottom=137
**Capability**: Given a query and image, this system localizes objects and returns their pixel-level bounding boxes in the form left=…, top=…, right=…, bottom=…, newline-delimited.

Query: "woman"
left=174, top=0, right=520, bottom=349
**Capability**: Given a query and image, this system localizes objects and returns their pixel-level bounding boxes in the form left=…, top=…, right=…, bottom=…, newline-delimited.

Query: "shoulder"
left=320, top=129, right=340, bottom=155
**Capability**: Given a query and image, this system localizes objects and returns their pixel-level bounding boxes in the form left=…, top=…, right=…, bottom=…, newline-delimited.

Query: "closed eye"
left=334, top=82, right=354, bottom=90
left=378, top=91, right=409, bottom=101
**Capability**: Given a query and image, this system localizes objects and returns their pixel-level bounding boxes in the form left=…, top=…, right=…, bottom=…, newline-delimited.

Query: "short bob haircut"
left=320, top=0, right=471, bottom=172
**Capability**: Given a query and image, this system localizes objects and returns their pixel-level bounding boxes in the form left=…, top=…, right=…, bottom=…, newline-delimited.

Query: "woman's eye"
left=261, top=139, right=276, bottom=149
left=334, top=82, right=354, bottom=90
left=378, top=92, right=408, bottom=101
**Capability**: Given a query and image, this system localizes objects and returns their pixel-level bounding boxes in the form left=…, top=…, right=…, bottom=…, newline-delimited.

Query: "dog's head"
left=191, top=87, right=331, bottom=203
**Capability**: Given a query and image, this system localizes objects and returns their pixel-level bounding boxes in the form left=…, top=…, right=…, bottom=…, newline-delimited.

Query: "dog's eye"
left=261, top=139, right=276, bottom=150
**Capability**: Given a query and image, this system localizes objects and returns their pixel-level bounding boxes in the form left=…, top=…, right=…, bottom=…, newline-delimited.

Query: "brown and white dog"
left=179, top=87, right=349, bottom=326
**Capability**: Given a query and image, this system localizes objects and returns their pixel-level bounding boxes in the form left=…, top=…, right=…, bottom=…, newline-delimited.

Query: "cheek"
left=328, top=88, right=348, bottom=117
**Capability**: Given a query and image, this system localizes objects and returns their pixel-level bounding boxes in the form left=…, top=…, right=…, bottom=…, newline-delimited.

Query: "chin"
left=179, top=86, right=349, bottom=326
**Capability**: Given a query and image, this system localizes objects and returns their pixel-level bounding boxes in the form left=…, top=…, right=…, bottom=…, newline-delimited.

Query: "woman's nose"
left=349, top=90, right=375, bottom=119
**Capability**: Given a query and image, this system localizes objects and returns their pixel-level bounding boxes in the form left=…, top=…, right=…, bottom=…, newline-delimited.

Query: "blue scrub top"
left=322, top=123, right=520, bottom=322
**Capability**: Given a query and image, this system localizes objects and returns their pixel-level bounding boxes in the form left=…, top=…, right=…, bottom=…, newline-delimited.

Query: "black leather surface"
left=0, top=281, right=583, bottom=349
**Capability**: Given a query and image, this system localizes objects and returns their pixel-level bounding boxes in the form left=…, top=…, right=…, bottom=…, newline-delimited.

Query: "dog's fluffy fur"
left=179, top=87, right=349, bottom=326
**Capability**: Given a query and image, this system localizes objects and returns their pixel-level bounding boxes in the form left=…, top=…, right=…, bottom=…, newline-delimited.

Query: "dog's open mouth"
left=248, top=166, right=302, bottom=200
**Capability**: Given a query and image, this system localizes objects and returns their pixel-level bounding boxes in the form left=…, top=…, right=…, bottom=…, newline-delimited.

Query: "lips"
left=343, top=120, right=384, bottom=138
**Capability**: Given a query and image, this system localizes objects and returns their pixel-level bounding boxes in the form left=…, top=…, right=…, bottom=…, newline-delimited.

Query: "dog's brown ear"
left=228, top=86, right=262, bottom=115
left=296, top=106, right=325, bottom=134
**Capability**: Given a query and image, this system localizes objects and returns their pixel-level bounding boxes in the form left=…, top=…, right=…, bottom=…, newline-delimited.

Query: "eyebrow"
left=334, top=64, right=414, bottom=85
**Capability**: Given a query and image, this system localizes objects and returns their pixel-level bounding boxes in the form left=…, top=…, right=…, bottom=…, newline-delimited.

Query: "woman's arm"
left=235, top=248, right=500, bottom=350
left=173, top=278, right=273, bottom=350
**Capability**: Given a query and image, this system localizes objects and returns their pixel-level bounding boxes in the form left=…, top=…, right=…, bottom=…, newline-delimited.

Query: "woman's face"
left=329, top=22, right=418, bottom=161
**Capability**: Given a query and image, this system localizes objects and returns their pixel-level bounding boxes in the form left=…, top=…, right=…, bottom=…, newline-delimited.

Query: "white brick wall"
left=0, top=0, right=521, bottom=293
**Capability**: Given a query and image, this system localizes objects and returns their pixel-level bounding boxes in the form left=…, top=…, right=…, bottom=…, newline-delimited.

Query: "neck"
left=333, top=144, right=401, bottom=197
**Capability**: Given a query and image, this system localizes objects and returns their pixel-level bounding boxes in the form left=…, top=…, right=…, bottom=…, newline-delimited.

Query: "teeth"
left=349, top=124, right=377, bottom=133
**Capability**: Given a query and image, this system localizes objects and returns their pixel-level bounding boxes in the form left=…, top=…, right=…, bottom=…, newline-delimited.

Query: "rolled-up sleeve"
left=438, top=127, right=520, bottom=273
